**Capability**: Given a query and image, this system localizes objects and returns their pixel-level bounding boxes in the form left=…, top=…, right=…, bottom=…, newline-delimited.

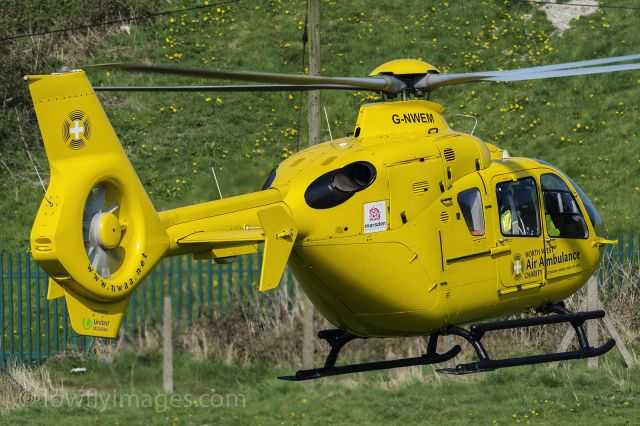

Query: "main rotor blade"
left=484, top=62, right=640, bottom=82
left=88, top=63, right=406, bottom=94
left=94, top=83, right=371, bottom=92
left=495, top=53, right=640, bottom=76
left=417, top=55, right=640, bottom=90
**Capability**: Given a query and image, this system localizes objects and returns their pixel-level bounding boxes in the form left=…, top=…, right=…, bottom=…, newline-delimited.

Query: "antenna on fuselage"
left=211, top=166, right=223, bottom=199
left=323, top=106, right=333, bottom=140
left=456, top=113, right=478, bottom=135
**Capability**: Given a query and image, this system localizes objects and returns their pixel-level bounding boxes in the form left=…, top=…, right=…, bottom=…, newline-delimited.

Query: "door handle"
left=490, top=246, right=511, bottom=256
left=545, top=237, right=557, bottom=248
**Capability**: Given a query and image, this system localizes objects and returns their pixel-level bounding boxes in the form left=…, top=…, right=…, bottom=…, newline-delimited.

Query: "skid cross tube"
left=438, top=305, right=615, bottom=375
left=279, top=330, right=461, bottom=381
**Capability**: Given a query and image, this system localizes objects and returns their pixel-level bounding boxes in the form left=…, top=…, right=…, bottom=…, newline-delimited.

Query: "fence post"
left=162, top=296, right=173, bottom=393
left=207, top=259, right=213, bottom=312
left=35, top=260, right=41, bottom=365
left=186, top=255, right=193, bottom=325
left=62, top=299, right=69, bottom=350
left=176, top=256, right=183, bottom=320
left=226, top=262, right=233, bottom=305
left=26, top=253, right=32, bottom=364
left=247, top=254, right=254, bottom=299
left=197, top=259, right=204, bottom=315
left=17, top=254, right=23, bottom=361
left=217, top=260, right=223, bottom=308
left=44, top=272, right=50, bottom=360
left=8, top=253, right=14, bottom=358
left=236, top=256, right=241, bottom=299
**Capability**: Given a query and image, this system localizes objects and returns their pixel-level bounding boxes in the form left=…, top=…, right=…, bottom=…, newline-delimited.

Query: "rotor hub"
left=90, top=212, right=122, bottom=249
left=369, top=59, right=439, bottom=77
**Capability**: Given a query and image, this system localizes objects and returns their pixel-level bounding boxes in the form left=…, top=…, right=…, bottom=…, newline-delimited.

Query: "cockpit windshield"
left=536, top=160, right=605, bottom=237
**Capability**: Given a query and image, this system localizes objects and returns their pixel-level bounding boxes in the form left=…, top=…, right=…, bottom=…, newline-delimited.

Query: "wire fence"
left=0, top=233, right=638, bottom=366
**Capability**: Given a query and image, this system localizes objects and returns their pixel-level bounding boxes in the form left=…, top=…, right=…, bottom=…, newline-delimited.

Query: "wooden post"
left=554, top=274, right=634, bottom=368
left=308, top=0, right=321, bottom=147
left=163, top=296, right=173, bottom=392
left=302, top=0, right=321, bottom=370
left=597, top=299, right=635, bottom=368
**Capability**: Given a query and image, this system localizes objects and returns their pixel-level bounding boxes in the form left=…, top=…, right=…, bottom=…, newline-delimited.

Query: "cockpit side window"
left=496, top=177, right=540, bottom=237
left=541, top=173, right=588, bottom=239
left=458, top=188, right=485, bottom=236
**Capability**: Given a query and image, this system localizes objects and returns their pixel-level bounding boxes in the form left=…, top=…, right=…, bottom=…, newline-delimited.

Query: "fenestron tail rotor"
left=83, top=185, right=125, bottom=278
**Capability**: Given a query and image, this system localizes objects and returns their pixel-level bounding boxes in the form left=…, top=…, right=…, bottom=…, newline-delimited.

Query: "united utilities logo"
left=82, top=317, right=93, bottom=330
left=62, top=110, right=91, bottom=150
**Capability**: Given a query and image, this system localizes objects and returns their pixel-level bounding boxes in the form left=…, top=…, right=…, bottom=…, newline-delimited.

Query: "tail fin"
left=27, top=71, right=169, bottom=338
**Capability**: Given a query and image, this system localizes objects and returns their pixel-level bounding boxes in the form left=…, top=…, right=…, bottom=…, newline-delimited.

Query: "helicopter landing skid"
left=437, top=304, right=616, bottom=375
left=278, top=329, right=461, bottom=381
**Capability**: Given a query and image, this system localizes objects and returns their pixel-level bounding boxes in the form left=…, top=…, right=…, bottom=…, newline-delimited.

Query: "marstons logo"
left=82, top=317, right=93, bottom=330
left=369, top=207, right=381, bottom=222
left=511, top=253, right=523, bottom=281
left=62, top=110, right=91, bottom=150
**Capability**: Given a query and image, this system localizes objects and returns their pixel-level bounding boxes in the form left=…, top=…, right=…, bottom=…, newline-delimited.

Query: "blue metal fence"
left=0, top=251, right=298, bottom=366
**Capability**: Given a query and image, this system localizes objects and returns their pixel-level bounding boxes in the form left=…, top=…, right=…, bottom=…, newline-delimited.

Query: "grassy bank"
left=1, top=0, right=640, bottom=250
left=1, top=350, right=638, bottom=425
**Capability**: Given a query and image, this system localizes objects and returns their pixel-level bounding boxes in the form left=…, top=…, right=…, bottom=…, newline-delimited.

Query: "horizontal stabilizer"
left=173, top=204, right=297, bottom=291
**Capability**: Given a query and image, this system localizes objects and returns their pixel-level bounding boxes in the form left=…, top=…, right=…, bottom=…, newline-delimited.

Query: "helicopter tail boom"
left=160, top=193, right=297, bottom=292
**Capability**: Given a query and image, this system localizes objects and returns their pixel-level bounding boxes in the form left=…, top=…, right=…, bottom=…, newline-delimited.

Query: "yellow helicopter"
left=25, top=54, right=640, bottom=379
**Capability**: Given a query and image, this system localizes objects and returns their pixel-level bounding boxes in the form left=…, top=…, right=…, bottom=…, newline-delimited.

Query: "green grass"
left=1, top=0, right=640, bottom=250
left=2, top=351, right=639, bottom=425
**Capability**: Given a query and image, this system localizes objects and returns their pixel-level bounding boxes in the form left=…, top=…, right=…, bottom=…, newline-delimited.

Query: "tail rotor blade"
left=91, top=185, right=106, bottom=213
left=87, top=245, right=96, bottom=262
left=107, top=248, right=123, bottom=273
left=93, top=247, right=110, bottom=278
